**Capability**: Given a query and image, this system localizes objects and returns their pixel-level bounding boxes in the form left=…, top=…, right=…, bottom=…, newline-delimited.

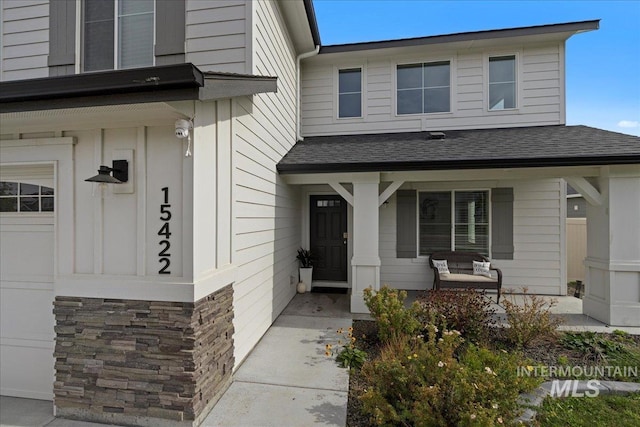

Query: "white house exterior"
left=0, top=1, right=639, bottom=426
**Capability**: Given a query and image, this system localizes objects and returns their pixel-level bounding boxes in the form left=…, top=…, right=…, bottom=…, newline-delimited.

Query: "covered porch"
left=278, top=126, right=640, bottom=327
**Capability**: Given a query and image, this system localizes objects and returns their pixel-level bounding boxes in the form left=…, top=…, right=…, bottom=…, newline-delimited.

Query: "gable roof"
left=277, top=125, right=640, bottom=174
left=319, top=20, right=599, bottom=54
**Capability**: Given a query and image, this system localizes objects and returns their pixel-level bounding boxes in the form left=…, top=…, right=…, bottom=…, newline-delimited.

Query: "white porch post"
left=583, top=165, right=640, bottom=326
left=351, top=173, right=381, bottom=313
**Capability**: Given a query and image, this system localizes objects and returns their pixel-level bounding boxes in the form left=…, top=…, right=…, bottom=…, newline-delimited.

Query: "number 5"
left=160, top=204, right=172, bottom=221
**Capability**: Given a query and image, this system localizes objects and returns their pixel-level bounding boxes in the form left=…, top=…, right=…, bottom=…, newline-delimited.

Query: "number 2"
left=159, top=258, right=171, bottom=274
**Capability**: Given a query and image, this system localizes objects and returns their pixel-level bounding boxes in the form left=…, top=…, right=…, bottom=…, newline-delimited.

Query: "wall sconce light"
left=85, top=160, right=129, bottom=197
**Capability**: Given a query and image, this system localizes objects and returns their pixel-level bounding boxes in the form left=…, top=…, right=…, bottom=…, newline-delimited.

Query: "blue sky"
left=313, top=1, right=640, bottom=136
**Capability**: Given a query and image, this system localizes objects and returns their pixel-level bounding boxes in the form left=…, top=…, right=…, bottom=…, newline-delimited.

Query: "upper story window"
left=419, top=190, right=489, bottom=256
left=397, top=61, right=450, bottom=115
left=0, top=182, right=54, bottom=213
left=338, top=68, right=362, bottom=118
left=489, top=55, right=516, bottom=110
left=83, top=0, right=154, bottom=72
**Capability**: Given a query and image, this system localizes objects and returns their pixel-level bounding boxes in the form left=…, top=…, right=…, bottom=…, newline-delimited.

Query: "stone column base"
left=53, top=285, right=234, bottom=426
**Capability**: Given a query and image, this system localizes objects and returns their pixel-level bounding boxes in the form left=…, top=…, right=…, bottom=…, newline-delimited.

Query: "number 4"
left=158, top=222, right=171, bottom=238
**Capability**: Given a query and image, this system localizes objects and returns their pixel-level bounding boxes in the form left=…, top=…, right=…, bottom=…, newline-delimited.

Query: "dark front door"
left=310, top=195, right=348, bottom=281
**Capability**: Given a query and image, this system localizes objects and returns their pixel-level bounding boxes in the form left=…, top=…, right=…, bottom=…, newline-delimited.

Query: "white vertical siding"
left=232, top=0, right=300, bottom=365
left=301, top=43, right=564, bottom=136
left=185, top=0, right=248, bottom=74
left=380, top=179, right=563, bottom=295
left=0, top=0, right=49, bottom=81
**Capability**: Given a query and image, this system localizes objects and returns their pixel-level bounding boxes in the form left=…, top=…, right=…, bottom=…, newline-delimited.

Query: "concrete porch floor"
left=398, top=290, right=640, bottom=335
left=2, top=290, right=638, bottom=427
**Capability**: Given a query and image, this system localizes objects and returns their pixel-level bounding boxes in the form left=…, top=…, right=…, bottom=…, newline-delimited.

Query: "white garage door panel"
left=0, top=224, right=54, bottom=279
left=1, top=343, right=55, bottom=400
left=1, top=287, right=55, bottom=341
left=1, top=209, right=55, bottom=400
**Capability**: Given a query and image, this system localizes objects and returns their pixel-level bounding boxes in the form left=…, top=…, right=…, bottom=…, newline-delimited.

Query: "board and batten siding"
left=301, top=43, right=564, bottom=136
left=0, top=0, right=49, bottom=81
left=232, top=0, right=300, bottom=366
left=185, top=0, right=249, bottom=74
left=380, top=179, right=564, bottom=295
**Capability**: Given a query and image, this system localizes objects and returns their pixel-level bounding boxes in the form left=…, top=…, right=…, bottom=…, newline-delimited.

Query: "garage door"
left=0, top=171, right=55, bottom=400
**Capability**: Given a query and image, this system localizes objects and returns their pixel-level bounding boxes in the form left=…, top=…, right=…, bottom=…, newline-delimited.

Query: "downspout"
left=296, top=45, right=320, bottom=141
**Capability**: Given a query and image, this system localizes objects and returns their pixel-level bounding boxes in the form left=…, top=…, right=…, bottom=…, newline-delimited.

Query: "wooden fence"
left=566, top=218, right=586, bottom=282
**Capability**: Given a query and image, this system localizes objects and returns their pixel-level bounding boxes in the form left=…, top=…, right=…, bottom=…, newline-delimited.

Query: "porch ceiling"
left=277, top=125, right=640, bottom=175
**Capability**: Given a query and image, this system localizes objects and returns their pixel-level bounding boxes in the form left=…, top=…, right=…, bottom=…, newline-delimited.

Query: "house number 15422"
left=158, top=187, right=172, bottom=274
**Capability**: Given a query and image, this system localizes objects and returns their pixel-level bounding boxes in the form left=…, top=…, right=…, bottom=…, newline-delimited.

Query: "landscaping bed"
left=338, top=288, right=640, bottom=427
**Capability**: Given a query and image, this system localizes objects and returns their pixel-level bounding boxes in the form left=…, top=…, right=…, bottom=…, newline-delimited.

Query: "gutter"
left=296, top=45, right=320, bottom=141
left=277, top=155, right=640, bottom=174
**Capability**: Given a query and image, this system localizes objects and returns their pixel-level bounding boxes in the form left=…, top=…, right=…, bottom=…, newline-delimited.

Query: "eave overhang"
left=319, top=19, right=600, bottom=54
left=0, top=63, right=277, bottom=113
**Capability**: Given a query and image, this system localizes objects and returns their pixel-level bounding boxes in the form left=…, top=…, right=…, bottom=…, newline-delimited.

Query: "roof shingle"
left=277, top=125, right=640, bottom=174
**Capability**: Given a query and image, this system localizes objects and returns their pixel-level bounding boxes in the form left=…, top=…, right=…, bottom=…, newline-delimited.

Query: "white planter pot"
left=299, top=267, right=313, bottom=292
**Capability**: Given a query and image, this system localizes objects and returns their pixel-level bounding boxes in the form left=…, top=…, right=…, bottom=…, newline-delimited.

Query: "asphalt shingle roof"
left=277, top=125, right=640, bottom=174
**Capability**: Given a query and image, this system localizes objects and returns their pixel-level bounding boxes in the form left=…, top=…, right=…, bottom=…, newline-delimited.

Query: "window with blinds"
left=419, top=190, right=489, bottom=256
left=83, top=0, right=154, bottom=72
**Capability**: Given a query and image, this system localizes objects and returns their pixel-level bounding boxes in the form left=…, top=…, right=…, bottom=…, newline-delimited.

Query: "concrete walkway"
left=201, top=292, right=351, bottom=426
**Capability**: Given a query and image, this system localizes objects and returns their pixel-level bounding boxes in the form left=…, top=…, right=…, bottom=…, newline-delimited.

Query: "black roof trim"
left=1, top=63, right=203, bottom=104
left=277, top=155, right=640, bottom=174
left=304, top=0, right=322, bottom=46
left=319, top=20, right=600, bottom=54
left=0, top=64, right=277, bottom=113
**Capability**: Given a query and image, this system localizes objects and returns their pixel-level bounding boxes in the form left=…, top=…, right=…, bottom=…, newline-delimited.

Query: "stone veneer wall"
left=53, top=285, right=234, bottom=427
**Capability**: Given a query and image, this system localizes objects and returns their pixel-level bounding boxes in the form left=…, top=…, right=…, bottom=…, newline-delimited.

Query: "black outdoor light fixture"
left=85, top=160, right=129, bottom=184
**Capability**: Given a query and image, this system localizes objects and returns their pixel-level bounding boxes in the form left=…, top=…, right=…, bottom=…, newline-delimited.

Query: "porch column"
left=351, top=173, right=381, bottom=313
left=583, top=165, right=640, bottom=326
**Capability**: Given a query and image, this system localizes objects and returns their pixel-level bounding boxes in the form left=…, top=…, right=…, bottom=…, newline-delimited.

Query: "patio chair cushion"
left=441, top=273, right=497, bottom=283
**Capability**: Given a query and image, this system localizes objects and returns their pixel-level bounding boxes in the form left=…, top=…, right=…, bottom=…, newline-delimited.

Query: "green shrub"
left=363, top=286, right=420, bottom=341
left=414, top=289, right=496, bottom=344
left=359, top=324, right=540, bottom=426
left=325, top=326, right=367, bottom=370
left=561, top=331, right=640, bottom=372
left=501, top=288, right=562, bottom=348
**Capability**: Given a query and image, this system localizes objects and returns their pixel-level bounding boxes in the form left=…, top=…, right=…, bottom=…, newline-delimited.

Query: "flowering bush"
left=359, top=324, right=540, bottom=426
left=325, top=327, right=367, bottom=369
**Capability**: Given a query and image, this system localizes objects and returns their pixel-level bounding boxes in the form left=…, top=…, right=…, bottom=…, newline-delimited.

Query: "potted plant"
left=296, top=248, right=313, bottom=293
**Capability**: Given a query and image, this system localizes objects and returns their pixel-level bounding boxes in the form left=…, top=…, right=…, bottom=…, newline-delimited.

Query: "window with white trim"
left=0, top=182, right=54, bottom=212
left=338, top=68, right=362, bottom=118
left=419, top=190, right=489, bottom=256
left=397, top=61, right=450, bottom=114
left=83, top=0, right=154, bottom=72
left=489, top=55, right=516, bottom=110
